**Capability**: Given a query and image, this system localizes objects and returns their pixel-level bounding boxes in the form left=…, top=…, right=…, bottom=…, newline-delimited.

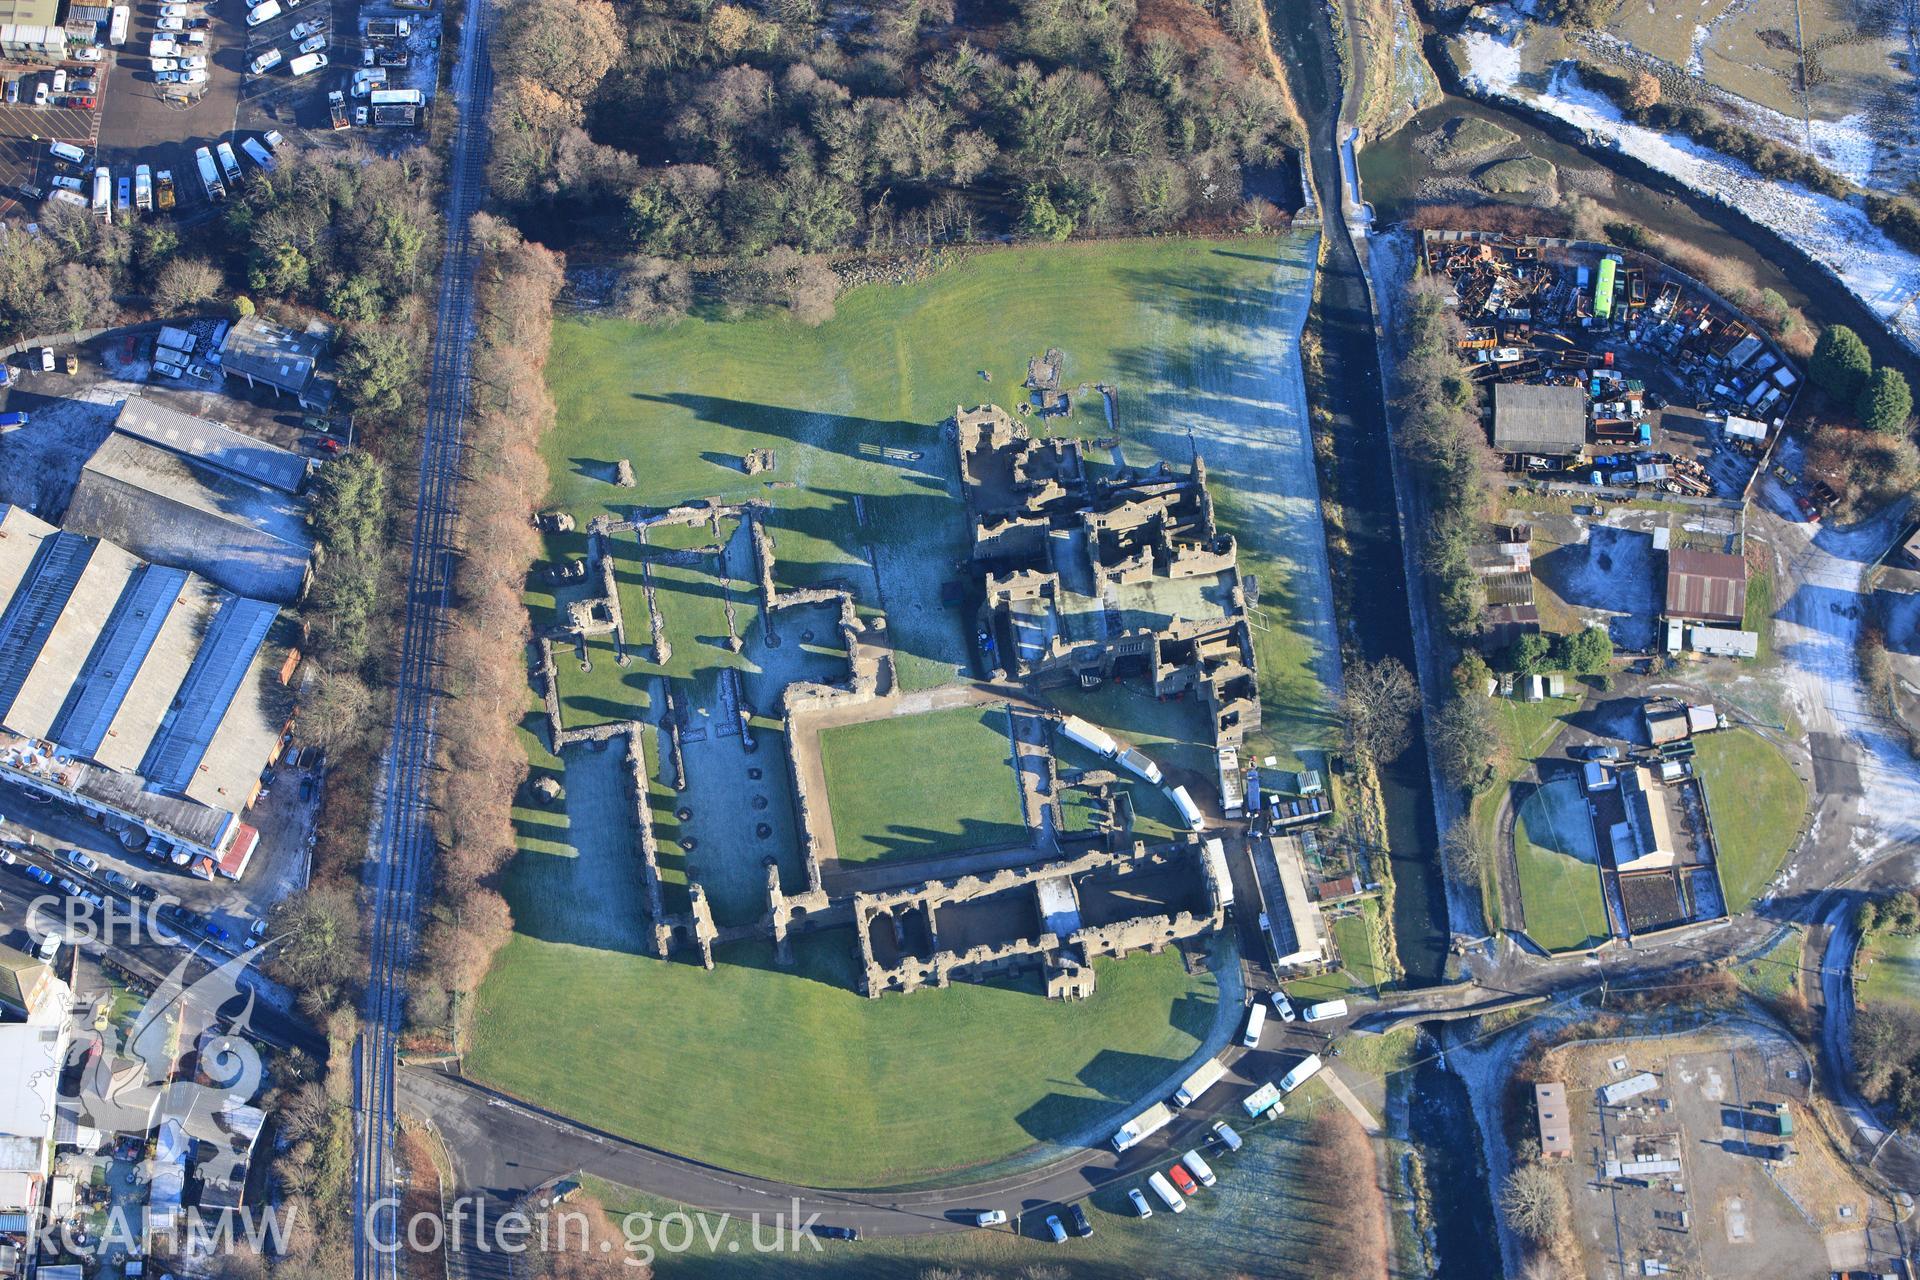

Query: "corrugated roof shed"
left=112, top=397, right=308, bottom=493
left=64, top=432, right=312, bottom=602
left=47, top=564, right=195, bottom=759
left=0, top=531, right=101, bottom=724
left=1665, top=548, right=1746, bottom=624
left=1493, top=383, right=1588, bottom=455
left=140, top=596, right=279, bottom=807
left=81, top=575, right=220, bottom=777
left=2, top=539, right=139, bottom=739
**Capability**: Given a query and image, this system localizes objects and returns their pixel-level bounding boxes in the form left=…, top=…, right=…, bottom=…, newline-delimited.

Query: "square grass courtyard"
left=818, top=704, right=1027, bottom=865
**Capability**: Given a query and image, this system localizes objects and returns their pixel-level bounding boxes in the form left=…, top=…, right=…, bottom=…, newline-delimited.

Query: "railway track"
left=350, top=0, right=495, bottom=1275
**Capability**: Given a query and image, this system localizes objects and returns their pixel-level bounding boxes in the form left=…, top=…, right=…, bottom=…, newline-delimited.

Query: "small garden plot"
left=1514, top=776, right=1610, bottom=952
left=1693, top=728, right=1807, bottom=914
left=819, top=704, right=1028, bottom=865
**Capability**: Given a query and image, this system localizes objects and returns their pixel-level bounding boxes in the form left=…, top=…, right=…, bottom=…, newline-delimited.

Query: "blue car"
left=204, top=921, right=231, bottom=942
left=22, top=865, right=53, bottom=886
left=0, top=364, right=11, bottom=386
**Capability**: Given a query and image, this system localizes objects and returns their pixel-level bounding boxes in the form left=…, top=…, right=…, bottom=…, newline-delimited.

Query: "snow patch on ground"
left=1459, top=31, right=1920, bottom=355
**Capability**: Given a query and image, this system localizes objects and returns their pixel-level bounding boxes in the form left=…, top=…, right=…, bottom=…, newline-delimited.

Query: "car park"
left=1066, top=1204, right=1092, bottom=1237
left=971, top=1210, right=1005, bottom=1228
left=1127, top=1188, right=1152, bottom=1218
left=1043, top=1215, right=1066, bottom=1244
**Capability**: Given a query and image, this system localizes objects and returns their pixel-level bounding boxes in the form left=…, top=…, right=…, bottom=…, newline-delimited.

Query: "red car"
left=318, top=437, right=342, bottom=454
left=1168, top=1163, right=1198, bottom=1196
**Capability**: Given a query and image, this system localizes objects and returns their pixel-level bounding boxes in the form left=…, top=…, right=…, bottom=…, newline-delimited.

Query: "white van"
left=1181, top=1150, right=1217, bottom=1188
left=49, top=140, right=86, bottom=166
left=246, top=0, right=282, bottom=25
left=1241, top=1001, right=1266, bottom=1048
left=1146, top=1170, right=1186, bottom=1214
left=1302, top=998, right=1349, bottom=1023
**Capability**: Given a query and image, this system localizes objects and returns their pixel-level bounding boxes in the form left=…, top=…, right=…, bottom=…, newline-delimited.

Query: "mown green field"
left=468, top=932, right=1222, bottom=1188
left=581, top=1078, right=1344, bottom=1279
left=818, top=704, right=1025, bottom=864
left=1693, top=728, right=1807, bottom=915
left=1513, top=776, right=1610, bottom=953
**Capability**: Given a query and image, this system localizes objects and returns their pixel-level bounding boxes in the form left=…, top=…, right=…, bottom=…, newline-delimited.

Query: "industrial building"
left=1665, top=547, right=1747, bottom=627
left=109, top=396, right=309, bottom=495
left=1491, top=383, right=1588, bottom=457
left=217, top=317, right=335, bottom=412
left=64, top=430, right=314, bottom=603
left=0, top=505, right=289, bottom=877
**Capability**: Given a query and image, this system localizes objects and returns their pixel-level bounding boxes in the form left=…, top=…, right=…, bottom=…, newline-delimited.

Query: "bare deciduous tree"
left=1340, top=657, right=1421, bottom=765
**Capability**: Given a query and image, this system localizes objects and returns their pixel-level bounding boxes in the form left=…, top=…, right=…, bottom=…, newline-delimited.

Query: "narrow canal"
left=1268, top=0, right=1452, bottom=985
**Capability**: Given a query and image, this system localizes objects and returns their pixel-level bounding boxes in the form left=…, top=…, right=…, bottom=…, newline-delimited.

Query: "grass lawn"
left=1861, top=930, right=1920, bottom=1018
left=469, top=931, right=1222, bottom=1188
left=818, top=705, right=1026, bottom=864
left=1469, top=692, right=1584, bottom=930
left=1744, top=569, right=1774, bottom=663
left=1512, top=777, right=1610, bottom=953
left=1693, top=727, right=1807, bottom=914
left=580, top=1078, right=1344, bottom=1279
left=540, top=234, right=1333, bottom=743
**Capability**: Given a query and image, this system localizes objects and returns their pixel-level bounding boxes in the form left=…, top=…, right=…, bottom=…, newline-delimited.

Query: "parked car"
left=296, top=33, right=324, bottom=53
left=152, top=57, right=177, bottom=71
left=56, top=877, right=83, bottom=897
left=971, top=1210, right=1005, bottom=1228
left=180, top=55, right=205, bottom=70
left=154, top=70, right=179, bottom=84
left=289, top=16, right=324, bottom=38
left=156, top=15, right=183, bottom=30
left=159, top=3, right=190, bottom=15
left=71, top=77, right=96, bottom=94
left=1581, top=743, right=1622, bottom=762
left=60, top=848, right=99, bottom=874
left=21, top=865, right=53, bottom=887
left=1127, top=1188, right=1152, bottom=1218
left=1042, top=1215, right=1066, bottom=1245
left=38, top=348, right=54, bottom=372
left=4, top=80, right=17, bottom=104
left=1066, top=1204, right=1092, bottom=1238
left=805, top=1225, right=858, bottom=1242
left=1270, top=991, right=1296, bottom=1022
left=34, top=934, right=60, bottom=961
left=73, top=46, right=103, bottom=61
left=50, top=175, right=82, bottom=191
left=116, top=175, right=129, bottom=210
left=1211, top=1120, right=1243, bottom=1152
left=32, top=81, right=48, bottom=106
left=79, top=889, right=104, bottom=909
left=204, top=921, right=232, bottom=943
left=1168, top=1163, right=1198, bottom=1197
